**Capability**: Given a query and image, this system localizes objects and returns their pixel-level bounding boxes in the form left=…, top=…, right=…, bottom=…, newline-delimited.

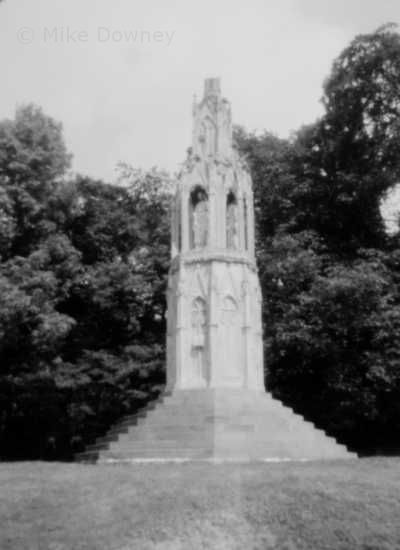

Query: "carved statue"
left=192, top=298, right=207, bottom=337
left=192, top=189, right=208, bottom=248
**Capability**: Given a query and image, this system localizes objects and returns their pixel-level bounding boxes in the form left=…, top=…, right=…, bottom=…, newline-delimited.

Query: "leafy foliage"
left=291, top=25, right=400, bottom=251
left=0, top=106, right=171, bottom=459
left=0, top=105, right=72, bottom=258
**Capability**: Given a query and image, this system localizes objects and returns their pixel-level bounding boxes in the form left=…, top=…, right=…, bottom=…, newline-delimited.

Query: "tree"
left=115, top=165, right=172, bottom=340
left=0, top=104, right=71, bottom=257
left=292, top=24, right=400, bottom=251
left=263, top=239, right=400, bottom=451
left=0, top=167, right=172, bottom=459
left=234, top=127, right=297, bottom=242
left=0, top=104, right=173, bottom=459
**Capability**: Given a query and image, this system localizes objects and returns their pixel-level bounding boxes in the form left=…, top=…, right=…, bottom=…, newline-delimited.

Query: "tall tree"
left=0, top=104, right=71, bottom=257
left=292, top=24, right=400, bottom=251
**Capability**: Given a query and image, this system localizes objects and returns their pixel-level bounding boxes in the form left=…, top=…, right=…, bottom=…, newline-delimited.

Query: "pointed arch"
left=226, top=190, right=239, bottom=250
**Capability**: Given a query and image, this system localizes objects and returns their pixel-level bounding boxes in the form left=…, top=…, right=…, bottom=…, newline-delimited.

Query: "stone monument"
left=77, top=79, right=356, bottom=462
left=166, top=77, right=263, bottom=392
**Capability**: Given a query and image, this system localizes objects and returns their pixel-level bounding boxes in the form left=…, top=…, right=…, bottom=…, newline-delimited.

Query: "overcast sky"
left=1, top=0, right=399, bottom=182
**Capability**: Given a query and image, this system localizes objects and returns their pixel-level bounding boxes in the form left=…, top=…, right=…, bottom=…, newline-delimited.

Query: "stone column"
left=220, top=184, right=227, bottom=249
left=209, top=185, right=217, bottom=250
left=255, top=280, right=264, bottom=389
left=241, top=277, right=252, bottom=388
left=174, top=274, right=187, bottom=389
left=208, top=263, right=219, bottom=387
left=218, top=184, right=225, bottom=249
left=238, top=196, right=245, bottom=251
left=165, top=285, right=172, bottom=389
left=248, top=191, right=255, bottom=258
left=181, top=188, right=189, bottom=252
left=170, top=202, right=178, bottom=258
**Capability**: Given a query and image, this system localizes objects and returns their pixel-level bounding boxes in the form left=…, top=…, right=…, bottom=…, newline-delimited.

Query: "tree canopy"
left=291, top=24, right=400, bottom=251
left=0, top=106, right=171, bottom=459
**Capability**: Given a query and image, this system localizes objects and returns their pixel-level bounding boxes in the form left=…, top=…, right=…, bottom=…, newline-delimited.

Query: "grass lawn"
left=0, top=458, right=399, bottom=550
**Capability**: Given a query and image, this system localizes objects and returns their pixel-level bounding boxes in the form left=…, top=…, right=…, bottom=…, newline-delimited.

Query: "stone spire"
left=204, top=77, right=221, bottom=97
left=192, top=77, right=232, bottom=160
left=174, top=79, right=254, bottom=259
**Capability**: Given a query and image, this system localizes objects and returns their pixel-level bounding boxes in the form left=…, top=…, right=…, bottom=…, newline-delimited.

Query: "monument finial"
left=192, top=77, right=231, bottom=158
left=204, top=77, right=221, bottom=98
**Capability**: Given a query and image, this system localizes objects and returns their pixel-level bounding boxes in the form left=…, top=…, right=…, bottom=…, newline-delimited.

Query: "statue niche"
left=190, top=186, right=208, bottom=249
left=226, top=191, right=239, bottom=250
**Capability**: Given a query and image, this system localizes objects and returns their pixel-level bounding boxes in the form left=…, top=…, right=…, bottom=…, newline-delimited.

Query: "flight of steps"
left=75, top=389, right=357, bottom=463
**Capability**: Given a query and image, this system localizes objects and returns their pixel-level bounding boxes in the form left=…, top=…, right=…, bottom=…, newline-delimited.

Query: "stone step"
left=109, top=432, right=344, bottom=451
left=148, top=400, right=278, bottom=412
left=100, top=445, right=352, bottom=460
left=75, top=451, right=100, bottom=462
left=107, top=422, right=342, bottom=448
left=113, top=421, right=338, bottom=445
left=85, top=442, right=113, bottom=452
left=96, top=437, right=119, bottom=446
left=105, top=426, right=130, bottom=437
left=118, top=433, right=212, bottom=444
left=76, top=390, right=357, bottom=462
left=107, top=445, right=213, bottom=454
left=89, top=440, right=356, bottom=461
left=100, top=450, right=212, bottom=459
left=127, top=418, right=317, bottom=435
left=78, top=442, right=357, bottom=462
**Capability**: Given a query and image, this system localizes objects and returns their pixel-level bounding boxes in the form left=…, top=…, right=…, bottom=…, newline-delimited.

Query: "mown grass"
left=0, top=458, right=399, bottom=549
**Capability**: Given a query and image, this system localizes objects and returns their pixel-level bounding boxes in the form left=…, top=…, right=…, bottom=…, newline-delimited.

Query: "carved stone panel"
left=220, top=296, right=243, bottom=383
left=189, top=297, right=207, bottom=386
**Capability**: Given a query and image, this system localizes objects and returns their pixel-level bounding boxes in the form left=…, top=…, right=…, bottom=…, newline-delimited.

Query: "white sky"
left=1, top=0, right=399, bottom=182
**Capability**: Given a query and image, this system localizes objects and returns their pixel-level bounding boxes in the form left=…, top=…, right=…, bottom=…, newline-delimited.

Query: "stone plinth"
left=76, top=389, right=357, bottom=462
